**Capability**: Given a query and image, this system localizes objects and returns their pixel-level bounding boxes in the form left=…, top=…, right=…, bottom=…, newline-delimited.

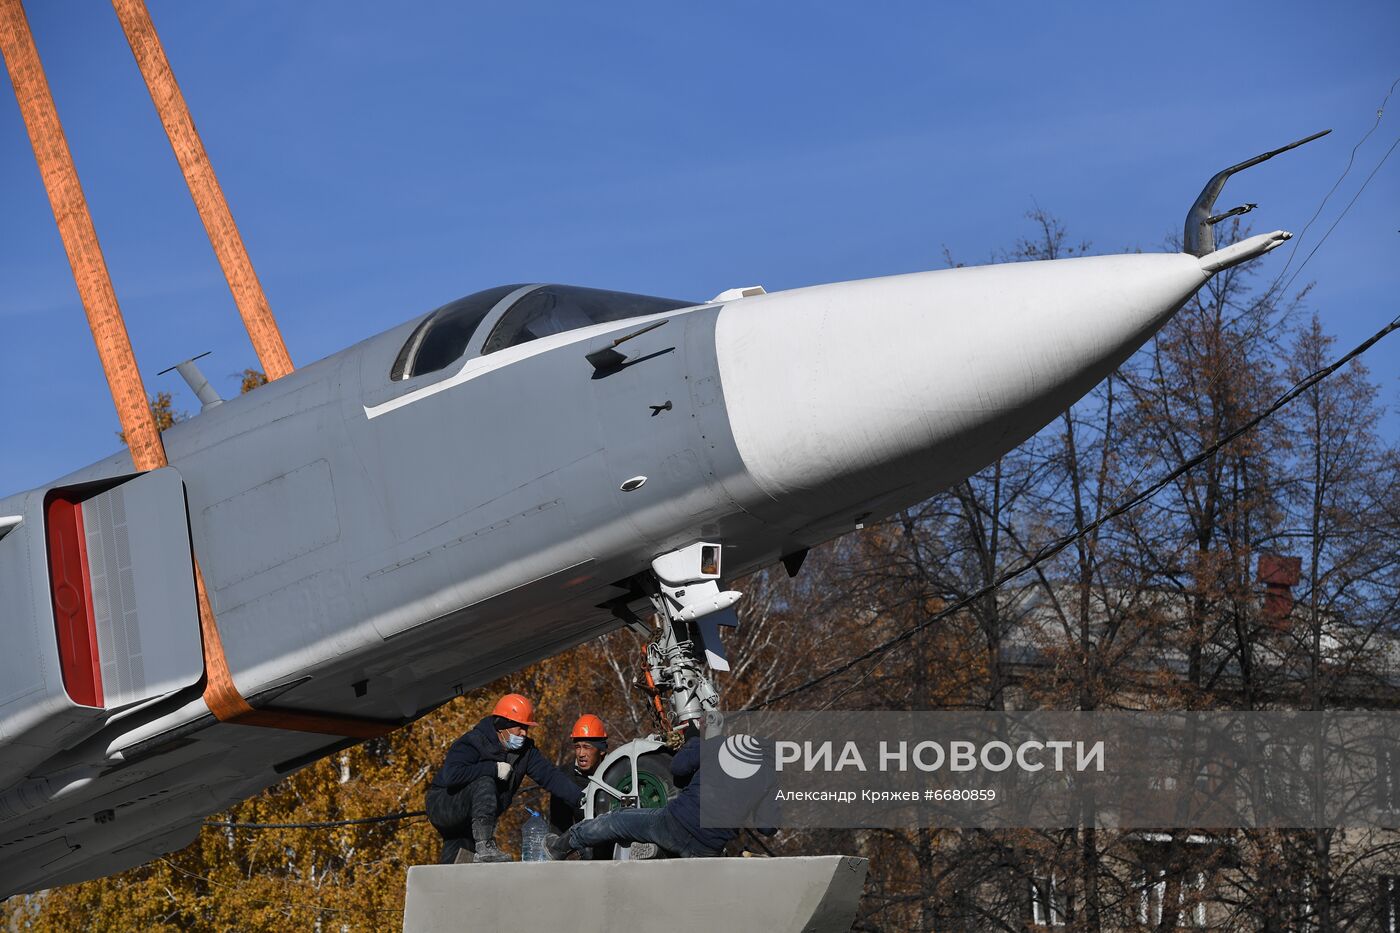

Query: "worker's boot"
left=544, top=832, right=573, bottom=861
left=471, top=821, right=511, bottom=863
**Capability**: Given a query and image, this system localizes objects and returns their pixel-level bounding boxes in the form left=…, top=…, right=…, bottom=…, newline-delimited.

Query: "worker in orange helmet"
left=549, top=715, right=610, bottom=847
left=425, top=693, right=583, bottom=864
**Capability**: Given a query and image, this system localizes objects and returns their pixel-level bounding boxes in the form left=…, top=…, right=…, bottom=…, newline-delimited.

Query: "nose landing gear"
left=643, top=542, right=741, bottom=727
left=583, top=542, right=740, bottom=822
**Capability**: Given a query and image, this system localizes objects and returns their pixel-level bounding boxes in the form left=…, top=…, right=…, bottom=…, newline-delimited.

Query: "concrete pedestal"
left=403, top=855, right=868, bottom=932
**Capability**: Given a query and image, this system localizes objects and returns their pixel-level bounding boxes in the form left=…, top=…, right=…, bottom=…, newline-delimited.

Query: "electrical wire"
left=155, top=857, right=404, bottom=916
left=1278, top=133, right=1400, bottom=298
left=1267, top=76, right=1399, bottom=291
left=207, top=785, right=549, bottom=832
left=748, top=309, right=1400, bottom=712
left=204, top=810, right=425, bottom=830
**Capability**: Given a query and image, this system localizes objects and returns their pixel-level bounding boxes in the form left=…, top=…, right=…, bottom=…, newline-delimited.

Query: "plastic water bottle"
left=521, top=807, right=549, bottom=862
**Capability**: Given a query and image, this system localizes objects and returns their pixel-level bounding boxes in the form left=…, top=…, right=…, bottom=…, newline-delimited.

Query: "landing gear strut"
left=643, top=542, right=740, bottom=729
left=584, top=542, right=740, bottom=822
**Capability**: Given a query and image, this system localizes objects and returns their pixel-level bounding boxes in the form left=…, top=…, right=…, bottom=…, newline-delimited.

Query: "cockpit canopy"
left=391, top=284, right=696, bottom=381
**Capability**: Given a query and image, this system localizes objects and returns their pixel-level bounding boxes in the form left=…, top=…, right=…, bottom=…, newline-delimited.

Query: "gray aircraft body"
left=0, top=138, right=1316, bottom=894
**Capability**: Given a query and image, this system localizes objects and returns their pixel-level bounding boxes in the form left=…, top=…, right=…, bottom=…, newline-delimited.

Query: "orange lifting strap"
left=0, top=0, right=166, bottom=472
left=110, top=0, right=294, bottom=381
left=1, top=0, right=389, bottom=739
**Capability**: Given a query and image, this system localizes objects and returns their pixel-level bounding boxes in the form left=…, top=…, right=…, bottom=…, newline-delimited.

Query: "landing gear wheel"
left=602, top=751, right=675, bottom=811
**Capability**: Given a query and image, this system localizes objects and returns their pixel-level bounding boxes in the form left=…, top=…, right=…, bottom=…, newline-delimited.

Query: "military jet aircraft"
left=0, top=133, right=1323, bottom=896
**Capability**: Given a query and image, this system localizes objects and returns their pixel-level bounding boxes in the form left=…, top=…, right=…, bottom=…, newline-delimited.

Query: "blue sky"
left=2, top=1, right=1396, bottom=495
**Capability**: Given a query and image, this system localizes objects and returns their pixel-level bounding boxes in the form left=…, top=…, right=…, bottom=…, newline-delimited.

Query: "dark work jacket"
left=550, top=762, right=612, bottom=859
left=663, top=736, right=735, bottom=853
left=548, top=764, right=590, bottom=833
left=429, top=716, right=582, bottom=813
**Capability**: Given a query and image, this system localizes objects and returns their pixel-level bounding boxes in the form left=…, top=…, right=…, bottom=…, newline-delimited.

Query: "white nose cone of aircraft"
left=716, top=231, right=1291, bottom=520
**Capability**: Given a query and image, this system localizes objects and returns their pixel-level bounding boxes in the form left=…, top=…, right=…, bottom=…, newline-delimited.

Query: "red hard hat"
left=571, top=714, right=607, bottom=740
left=492, top=693, right=539, bottom=727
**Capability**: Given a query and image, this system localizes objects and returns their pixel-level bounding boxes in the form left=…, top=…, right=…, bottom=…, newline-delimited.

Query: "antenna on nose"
left=1183, top=129, right=1331, bottom=257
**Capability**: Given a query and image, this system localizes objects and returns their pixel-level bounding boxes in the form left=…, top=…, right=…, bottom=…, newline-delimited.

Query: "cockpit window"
left=392, top=284, right=525, bottom=380
left=479, top=285, right=694, bottom=356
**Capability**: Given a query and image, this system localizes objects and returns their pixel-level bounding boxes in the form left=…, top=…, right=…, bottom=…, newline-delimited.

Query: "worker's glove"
left=496, top=761, right=512, bottom=781
left=662, top=730, right=685, bottom=751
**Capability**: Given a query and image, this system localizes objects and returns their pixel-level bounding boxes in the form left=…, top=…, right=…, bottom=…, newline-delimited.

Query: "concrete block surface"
left=403, top=855, right=868, bottom=932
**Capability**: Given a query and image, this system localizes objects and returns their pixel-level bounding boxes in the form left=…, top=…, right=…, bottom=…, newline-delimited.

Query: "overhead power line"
left=156, top=857, right=403, bottom=917
left=207, top=787, right=548, bottom=831
left=1269, top=76, right=1399, bottom=292
left=1279, top=132, right=1400, bottom=298
left=749, top=308, right=1400, bottom=711
left=206, top=810, right=425, bottom=830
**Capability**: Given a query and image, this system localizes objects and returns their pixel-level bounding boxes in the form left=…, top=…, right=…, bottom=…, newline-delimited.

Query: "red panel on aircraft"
left=45, top=494, right=103, bottom=707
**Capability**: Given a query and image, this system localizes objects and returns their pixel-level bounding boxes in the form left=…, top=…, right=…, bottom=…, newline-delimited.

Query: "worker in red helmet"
left=425, top=693, right=583, bottom=864
left=549, top=715, right=609, bottom=848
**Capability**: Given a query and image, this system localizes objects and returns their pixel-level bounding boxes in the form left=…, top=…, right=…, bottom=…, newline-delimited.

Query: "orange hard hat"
left=571, top=714, right=607, bottom=740
left=492, top=693, right=538, bottom=727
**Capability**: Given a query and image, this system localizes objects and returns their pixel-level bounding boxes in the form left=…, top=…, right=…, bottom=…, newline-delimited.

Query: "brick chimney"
left=1257, top=554, right=1302, bottom=625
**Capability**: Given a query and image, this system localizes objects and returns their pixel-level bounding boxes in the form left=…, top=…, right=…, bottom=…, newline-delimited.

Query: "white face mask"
left=504, top=733, right=525, bottom=751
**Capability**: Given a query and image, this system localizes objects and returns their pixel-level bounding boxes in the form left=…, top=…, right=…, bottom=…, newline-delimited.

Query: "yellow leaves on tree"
left=116, top=391, right=183, bottom=443
left=240, top=369, right=268, bottom=394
